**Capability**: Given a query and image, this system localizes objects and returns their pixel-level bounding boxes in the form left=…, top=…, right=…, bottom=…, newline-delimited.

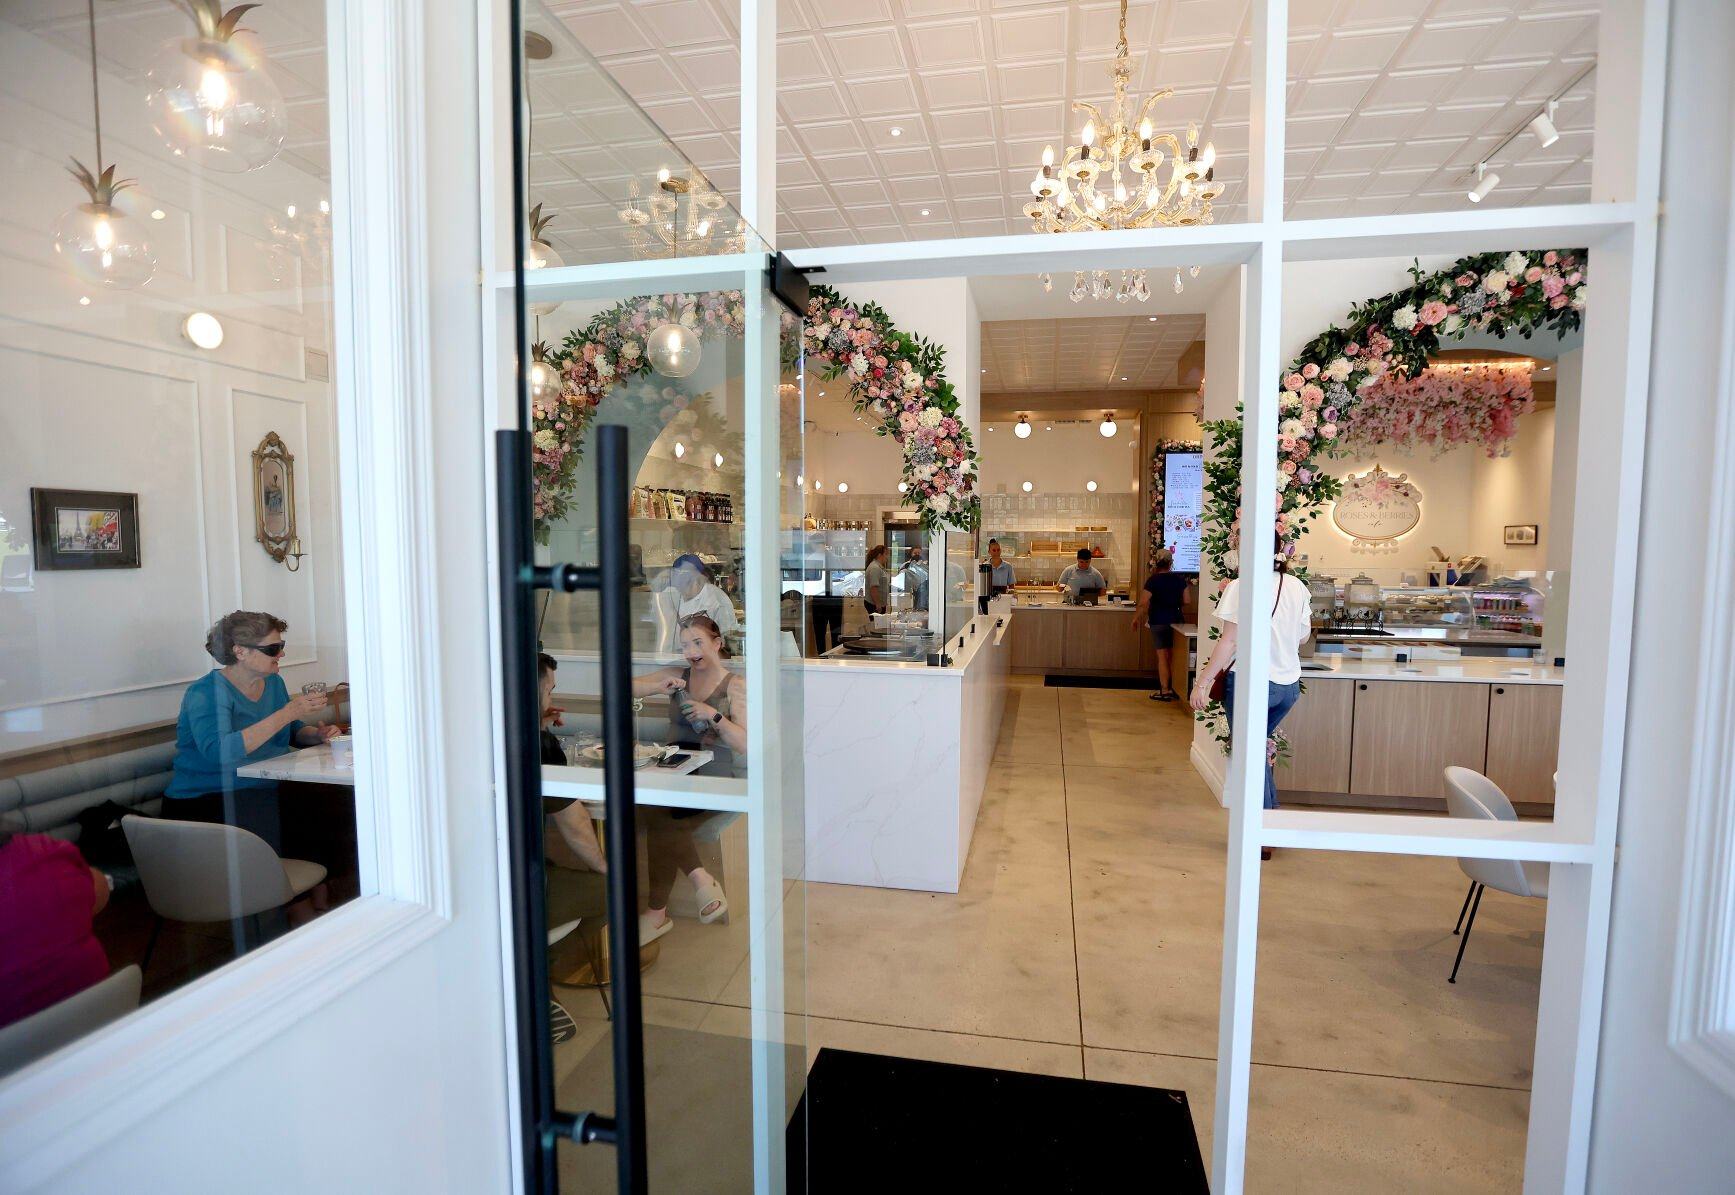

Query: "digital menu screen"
left=1163, top=452, right=1204, bottom=572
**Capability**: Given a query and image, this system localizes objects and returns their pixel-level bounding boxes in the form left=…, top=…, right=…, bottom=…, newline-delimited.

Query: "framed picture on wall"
left=1504, top=524, right=1539, bottom=546
left=30, top=488, right=141, bottom=570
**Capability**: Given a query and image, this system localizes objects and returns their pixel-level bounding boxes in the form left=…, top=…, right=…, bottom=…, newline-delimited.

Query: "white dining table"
left=235, top=743, right=356, bottom=786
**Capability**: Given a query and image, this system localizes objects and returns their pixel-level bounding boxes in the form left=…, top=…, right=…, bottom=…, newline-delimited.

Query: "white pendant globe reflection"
left=528, top=358, right=560, bottom=405
left=648, top=322, right=702, bottom=378
left=525, top=238, right=564, bottom=317
left=54, top=204, right=156, bottom=289
left=145, top=37, right=286, bottom=173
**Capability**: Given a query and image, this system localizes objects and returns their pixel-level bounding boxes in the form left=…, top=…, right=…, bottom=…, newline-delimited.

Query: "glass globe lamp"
left=648, top=322, right=701, bottom=379
left=54, top=162, right=156, bottom=289
left=144, top=10, right=286, bottom=173
left=528, top=342, right=561, bottom=406
left=525, top=203, right=564, bottom=317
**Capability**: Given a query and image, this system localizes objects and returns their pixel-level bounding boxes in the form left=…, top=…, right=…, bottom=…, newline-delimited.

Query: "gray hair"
left=1152, top=548, right=1174, bottom=571
left=205, top=610, right=288, bottom=665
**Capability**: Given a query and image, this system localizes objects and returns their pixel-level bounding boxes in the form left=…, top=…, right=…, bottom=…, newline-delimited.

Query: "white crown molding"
left=1668, top=142, right=1735, bottom=1101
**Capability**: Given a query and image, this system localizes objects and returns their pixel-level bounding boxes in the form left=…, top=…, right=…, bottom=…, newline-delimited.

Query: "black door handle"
left=1495, top=686, right=1505, bottom=694
left=1358, top=683, right=1368, bottom=690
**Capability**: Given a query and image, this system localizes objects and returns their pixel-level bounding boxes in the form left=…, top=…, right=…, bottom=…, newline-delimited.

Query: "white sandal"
left=639, top=911, right=674, bottom=944
left=692, top=875, right=728, bottom=924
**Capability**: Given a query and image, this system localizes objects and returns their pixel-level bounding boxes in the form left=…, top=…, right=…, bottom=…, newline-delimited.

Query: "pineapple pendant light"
left=55, top=0, right=156, bottom=289
left=145, top=0, right=286, bottom=172
left=525, top=204, right=564, bottom=316
left=528, top=339, right=561, bottom=407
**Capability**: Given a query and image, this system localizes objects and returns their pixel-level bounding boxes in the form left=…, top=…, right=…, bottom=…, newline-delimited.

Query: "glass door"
left=494, top=9, right=807, bottom=1192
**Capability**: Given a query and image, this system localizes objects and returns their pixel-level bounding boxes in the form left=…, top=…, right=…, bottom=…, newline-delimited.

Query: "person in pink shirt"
left=0, top=831, right=111, bottom=1029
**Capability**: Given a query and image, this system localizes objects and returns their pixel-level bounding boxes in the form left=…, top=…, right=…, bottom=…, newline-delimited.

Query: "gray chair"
left=0, top=965, right=142, bottom=1075
left=121, top=815, right=327, bottom=973
left=1443, top=766, right=1549, bottom=983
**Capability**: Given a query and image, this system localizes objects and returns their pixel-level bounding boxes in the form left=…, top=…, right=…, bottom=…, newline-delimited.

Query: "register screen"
left=1163, top=452, right=1204, bottom=573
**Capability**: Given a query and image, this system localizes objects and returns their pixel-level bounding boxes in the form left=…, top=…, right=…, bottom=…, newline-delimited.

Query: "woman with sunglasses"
left=164, top=611, right=339, bottom=855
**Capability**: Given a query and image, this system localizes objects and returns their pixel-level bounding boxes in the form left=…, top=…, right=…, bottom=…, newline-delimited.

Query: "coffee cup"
left=329, top=734, right=354, bottom=767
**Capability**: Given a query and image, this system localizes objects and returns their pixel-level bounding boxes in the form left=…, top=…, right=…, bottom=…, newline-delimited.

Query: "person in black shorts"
left=1133, top=549, right=1193, bottom=701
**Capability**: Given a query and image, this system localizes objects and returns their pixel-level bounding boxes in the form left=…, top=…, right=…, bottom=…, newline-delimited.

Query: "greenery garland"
left=531, top=286, right=981, bottom=542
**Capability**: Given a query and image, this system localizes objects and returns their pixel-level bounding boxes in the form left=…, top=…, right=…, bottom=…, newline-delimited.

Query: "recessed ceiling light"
left=1086, top=480, right=1098, bottom=492
left=713, top=451, right=724, bottom=467
left=837, top=482, right=849, bottom=493
left=674, top=441, right=686, bottom=458
left=1148, top=316, right=1158, bottom=322
left=182, top=311, right=224, bottom=350
left=919, top=208, right=930, bottom=217
left=78, top=296, right=91, bottom=306
left=889, top=126, right=903, bottom=138
left=814, top=479, right=823, bottom=490
left=150, top=209, right=165, bottom=220
left=986, top=425, right=995, bottom=432
left=1120, top=376, right=1128, bottom=381
left=1021, top=481, right=1034, bottom=492
left=796, top=474, right=804, bottom=486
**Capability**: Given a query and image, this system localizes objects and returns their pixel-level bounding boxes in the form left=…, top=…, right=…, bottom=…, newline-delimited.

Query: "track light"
left=1529, top=102, right=1559, bottom=149
left=1468, top=163, right=1499, bottom=204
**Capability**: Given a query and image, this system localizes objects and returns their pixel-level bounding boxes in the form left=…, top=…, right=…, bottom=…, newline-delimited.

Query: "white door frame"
left=481, top=0, right=1668, bottom=1191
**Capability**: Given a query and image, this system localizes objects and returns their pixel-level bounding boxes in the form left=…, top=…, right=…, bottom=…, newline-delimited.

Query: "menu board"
left=1162, top=452, right=1204, bottom=572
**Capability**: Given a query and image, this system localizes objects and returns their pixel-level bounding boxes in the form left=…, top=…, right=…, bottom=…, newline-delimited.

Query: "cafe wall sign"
left=1331, top=465, right=1421, bottom=553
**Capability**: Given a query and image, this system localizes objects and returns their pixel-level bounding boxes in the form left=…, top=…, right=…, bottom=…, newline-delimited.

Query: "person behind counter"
left=628, top=614, right=739, bottom=942
left=985, top=539, right=1015, bottom=593
left=1133, top=548, right=1191, bottom=701
left=900, top=545, right=930, bottom=608
left=864, top=544, right=891, bottom=615
left=667, top=553, right=740, bottom=641
left=1056, top=548, right=1106, bottom=603
left=1190, top=534, right=1312, bottom=857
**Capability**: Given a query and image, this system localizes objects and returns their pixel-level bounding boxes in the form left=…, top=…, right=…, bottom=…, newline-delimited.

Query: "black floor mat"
left=1043, top=673, right=1157, bottom=690
left=788, top=1048, right=1208, bottom=1193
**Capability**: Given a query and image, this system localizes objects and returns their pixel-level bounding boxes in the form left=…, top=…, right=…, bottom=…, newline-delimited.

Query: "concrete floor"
left=555, top=677, right=1545, bottom=1192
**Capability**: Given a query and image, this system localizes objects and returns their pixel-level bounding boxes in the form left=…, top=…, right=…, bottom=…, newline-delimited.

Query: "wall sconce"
left=284, top=534, right=306, bottom=572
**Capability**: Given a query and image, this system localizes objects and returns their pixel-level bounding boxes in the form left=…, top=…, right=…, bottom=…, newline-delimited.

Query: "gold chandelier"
left=1023, top=0, right=1222, bottom=236
left=618, top=168, right=748, bottom=259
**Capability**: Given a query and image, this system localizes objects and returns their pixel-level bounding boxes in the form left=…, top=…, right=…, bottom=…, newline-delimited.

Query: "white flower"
left=1279, top=418, right=1305, bottom=440
left=850, top=352, right=869, bottom=376
left=1392, top=306, right=1418, bottom=331
left=919, top=406, right=943, bottom=428
left=1441, top=314, right=1464, bottom=335
left=1483, top=270, right=1511, bottom=294
left=595, top=356, right=615, bottom=379
left=1571, top=285, right=1587, bottom=309
left=1503, top=251, right=1528, bottom=276
left=930, top=493, right=951, bottom=513
left=533, top=429, right=557, bottom=451
left=621, top=341, right=641, bottom=360
left=1326, top=357, right=1351, bottom=382
left=902, top=371, right=923, bottom=391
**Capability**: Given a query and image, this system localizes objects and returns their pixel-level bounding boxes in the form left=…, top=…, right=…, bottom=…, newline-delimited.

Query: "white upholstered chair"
left=122, top=815, right=327, bottom=971
left=0, top=965, right=142, bottom=1074
left=1442, top=766, right=1549, bottom=983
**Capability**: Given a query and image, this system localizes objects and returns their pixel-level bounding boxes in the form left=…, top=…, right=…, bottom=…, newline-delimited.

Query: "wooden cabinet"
left=1275, top=677, right=1354, bottom=794
left=1348, top=680, right=1491, bottom=801
left=1485, top=684, right=1562, bottom=807
left=1062, top=615, right=1145, bottom=672
left=1010, top=609, right=1066, bottom=670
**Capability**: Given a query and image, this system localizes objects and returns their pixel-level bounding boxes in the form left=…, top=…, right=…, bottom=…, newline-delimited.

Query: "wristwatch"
left=710, top=710, right=724, bottom=726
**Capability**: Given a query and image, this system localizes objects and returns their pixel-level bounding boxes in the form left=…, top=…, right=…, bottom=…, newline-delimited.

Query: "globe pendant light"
left=55, top=0, right=155, bottom=290
left=528, top=340, right=560, bottom=407
left=525, top=204, right=564, bottom=317
left=145, top=0, right=286, bottom=173
left=648, top=320, right=701, bottom=379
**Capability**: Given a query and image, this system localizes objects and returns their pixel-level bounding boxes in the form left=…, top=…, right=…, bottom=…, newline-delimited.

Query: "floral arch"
left=1200, top=248, right=1588, bottom=584
left=531, top=284, right=980, bottom=541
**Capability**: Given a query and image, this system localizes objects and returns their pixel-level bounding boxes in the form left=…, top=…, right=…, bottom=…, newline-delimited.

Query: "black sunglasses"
left=242, top=641, right=286, bottom=657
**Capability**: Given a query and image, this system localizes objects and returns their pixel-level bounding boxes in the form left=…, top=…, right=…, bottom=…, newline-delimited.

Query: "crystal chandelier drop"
left=617, top=168, right=748, bottom=260
left=1026, top=0, right=1222, bottom=301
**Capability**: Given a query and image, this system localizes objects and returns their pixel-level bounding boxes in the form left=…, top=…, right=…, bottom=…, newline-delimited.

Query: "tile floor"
left=555, top=677, right=1544, bottom=1192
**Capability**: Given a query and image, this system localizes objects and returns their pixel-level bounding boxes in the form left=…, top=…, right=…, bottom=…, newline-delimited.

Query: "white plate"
left=580, top=743, right=665, bottom=769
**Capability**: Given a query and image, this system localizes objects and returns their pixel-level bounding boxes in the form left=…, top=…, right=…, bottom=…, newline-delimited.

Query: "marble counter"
left=1300, top=655, right=1564, bottom=686
left=803, top=601, right=1012, bottom=893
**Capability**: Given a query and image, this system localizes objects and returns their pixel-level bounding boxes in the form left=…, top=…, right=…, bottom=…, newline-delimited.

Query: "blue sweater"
left=164, top=672, right=303, bottom=797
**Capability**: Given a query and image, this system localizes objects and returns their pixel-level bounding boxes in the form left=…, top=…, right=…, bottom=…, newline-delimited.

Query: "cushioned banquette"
left=0, top=740, right=177, bottom=889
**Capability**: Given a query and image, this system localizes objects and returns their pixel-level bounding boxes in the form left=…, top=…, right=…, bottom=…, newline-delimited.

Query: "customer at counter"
left=1133, top=548, right=1190, bottom=701
left=985, top=539, right=1015, bottom=593
left=1056, top=548, right=1107, bottom=603
left=864, top=545, right=891, bottom=615
left=1191, top=535, right=1313, bottom=852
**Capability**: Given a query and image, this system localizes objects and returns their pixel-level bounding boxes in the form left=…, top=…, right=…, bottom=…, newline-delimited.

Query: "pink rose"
left=1302, top=363, right=1320, bottom=379
left=1457, top=273, right=1476, bottom=287
left=1544, top=251, right=1559, bottom=266
left=1419, top=300, right=1450, bottom=326
left=1550, top=295, right=1568, bottom=309
left=1300, top=383, right=1324, bottom=406
left=1284, top=373, right=1306, bottom=392
left=1526, top=267, right=1544, bottom=284
left=1345, top=343, right=1360, bottom=356
left=1566, top=271, right=1583, bottom=285
left=1542, top=275, right=1565, bottom=299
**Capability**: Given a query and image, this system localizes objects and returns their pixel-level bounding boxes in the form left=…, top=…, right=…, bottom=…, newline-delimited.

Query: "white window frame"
left=479, top=1, right=1667, bottom=1191
left=0, top=0, right=466, bottom=1186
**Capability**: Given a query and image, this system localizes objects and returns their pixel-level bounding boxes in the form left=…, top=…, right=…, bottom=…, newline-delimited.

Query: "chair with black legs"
left=1443, top=767, right=1549, bottom=983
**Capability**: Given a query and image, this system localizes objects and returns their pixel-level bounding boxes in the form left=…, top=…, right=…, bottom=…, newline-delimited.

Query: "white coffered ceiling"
left=541, top=0, right=1599, bottom=256
left=980, top=313, right=1204, bottom=392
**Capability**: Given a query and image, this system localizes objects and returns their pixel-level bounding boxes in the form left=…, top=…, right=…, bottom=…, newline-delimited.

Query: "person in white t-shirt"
left=1191, top=533, right=1313, bottom=834
left=667, top=554, right=739, bottom=641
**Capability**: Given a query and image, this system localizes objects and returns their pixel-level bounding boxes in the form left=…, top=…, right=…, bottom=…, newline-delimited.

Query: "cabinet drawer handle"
left=1358, top=683, right=1367, bottom=691
left=1494, top=686, right=1505, bottom=694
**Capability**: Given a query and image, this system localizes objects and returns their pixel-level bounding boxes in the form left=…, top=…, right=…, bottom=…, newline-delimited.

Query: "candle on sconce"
left=285, top=535, right=306, bottom=573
